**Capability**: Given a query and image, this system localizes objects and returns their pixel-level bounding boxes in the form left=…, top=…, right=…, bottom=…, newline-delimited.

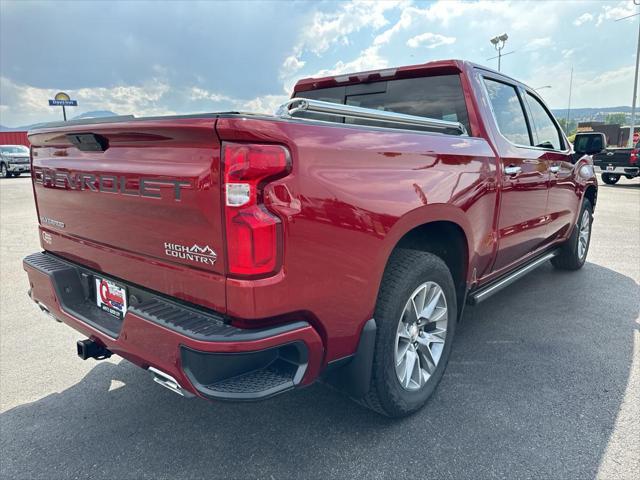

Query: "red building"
left=0, top=131, right=30, bottom=147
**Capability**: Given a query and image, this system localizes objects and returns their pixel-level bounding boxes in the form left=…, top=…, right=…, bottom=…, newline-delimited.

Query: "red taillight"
left=223, top=142, right=290, bottom=276
left=631, top=150, right=638, bottom=165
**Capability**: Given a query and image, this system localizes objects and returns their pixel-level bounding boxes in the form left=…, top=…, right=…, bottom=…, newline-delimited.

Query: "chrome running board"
left=468, top=251, right=558, bottom=305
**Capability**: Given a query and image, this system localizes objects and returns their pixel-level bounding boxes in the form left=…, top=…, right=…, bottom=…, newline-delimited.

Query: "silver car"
left=0, top=145, right=30, bottom=178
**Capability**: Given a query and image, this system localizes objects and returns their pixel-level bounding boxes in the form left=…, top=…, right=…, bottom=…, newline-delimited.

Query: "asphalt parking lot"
left=1, top=175, right=638, bottom=479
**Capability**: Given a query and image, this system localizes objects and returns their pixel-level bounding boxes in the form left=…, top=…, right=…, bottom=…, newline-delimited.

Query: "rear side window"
left=483, top=78, right=531, bottom=146
left=294, top=74, right=470, bottom=135
left=525, top=92, right=564, bottom=150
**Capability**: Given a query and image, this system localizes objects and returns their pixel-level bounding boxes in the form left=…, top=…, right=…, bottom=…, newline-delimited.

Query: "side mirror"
left=573, top=132, right=606, bottom=155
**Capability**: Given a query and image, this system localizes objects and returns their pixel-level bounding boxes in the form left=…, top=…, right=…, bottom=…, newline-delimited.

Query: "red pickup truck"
left=24, top=60, right=599, bottom=417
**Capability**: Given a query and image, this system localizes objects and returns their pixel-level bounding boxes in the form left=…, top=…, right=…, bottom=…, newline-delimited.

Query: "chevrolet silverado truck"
left=592, top=139, right=639, bottom=185
left=23, top=60, right=600, bottom=417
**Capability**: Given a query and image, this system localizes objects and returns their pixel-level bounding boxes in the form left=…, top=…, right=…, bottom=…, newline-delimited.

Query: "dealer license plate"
left=95, top=277, right=128, bottom=319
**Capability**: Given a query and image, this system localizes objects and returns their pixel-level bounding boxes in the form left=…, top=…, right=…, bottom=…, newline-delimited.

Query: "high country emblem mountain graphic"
left=187, top=244, right=217, bottom=257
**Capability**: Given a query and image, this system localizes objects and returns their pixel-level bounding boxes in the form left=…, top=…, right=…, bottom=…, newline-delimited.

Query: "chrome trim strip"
left=595, top=166, right=638, bottom=174
left=276, top=98, right=468, bottom=136
left=469, top=251, right=558, bottom=305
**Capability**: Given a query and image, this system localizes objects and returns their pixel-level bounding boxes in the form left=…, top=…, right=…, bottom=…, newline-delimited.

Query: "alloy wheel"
left=577, top=209, right=590, bottom=260
left=394, top=281, right=448, bottom=391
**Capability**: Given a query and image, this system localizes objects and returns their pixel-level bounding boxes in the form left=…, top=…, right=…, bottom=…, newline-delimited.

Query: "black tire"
left=551, top=198, right=593, bottom=271
left=625, top=175, right=636, bottom=180
left=601, top=173, right=619, bottom=185
left=12, top=172, right=20, bottom=177
left=360, top=249, right=457, bottom=417
left=0, top=163, right=8, bottom=178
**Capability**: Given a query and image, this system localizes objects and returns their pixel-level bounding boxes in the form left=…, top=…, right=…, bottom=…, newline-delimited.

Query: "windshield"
left=1, top=146, right=29, bottom=154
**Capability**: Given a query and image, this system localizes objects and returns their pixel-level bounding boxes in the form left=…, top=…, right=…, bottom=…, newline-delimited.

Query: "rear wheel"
left=601, top=173, right=619, bottom=185
left=0, top=163, right=8, bottom=178
left=360, top=249, right=457, bottom=417
left=551, top=198, right=593, bottom=271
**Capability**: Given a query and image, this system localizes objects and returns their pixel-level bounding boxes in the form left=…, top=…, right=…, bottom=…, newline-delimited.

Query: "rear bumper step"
left=23, top=252, right=324, bottom=401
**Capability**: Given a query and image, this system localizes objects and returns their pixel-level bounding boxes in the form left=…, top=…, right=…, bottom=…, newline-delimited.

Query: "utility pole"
left=566, top=66, right=573, bottom=133
left=615, top=2, right=640, bottom=146
left=628, top=14, right=640, bottom=146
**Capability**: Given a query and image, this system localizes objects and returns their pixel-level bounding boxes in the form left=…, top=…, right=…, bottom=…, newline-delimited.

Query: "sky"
left=0, top=0, right=638, bottom=127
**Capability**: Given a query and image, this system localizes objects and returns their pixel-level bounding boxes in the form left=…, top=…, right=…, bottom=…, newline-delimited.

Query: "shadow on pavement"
left=1, top=262, right=638, bottom=479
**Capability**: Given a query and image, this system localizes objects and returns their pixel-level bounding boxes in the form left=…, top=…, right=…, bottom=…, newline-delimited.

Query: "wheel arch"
left=378, top=207, right=473, bottom=318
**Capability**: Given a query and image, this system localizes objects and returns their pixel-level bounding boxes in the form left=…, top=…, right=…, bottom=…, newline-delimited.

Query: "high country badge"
left=164, top=242, right=217, bottom=266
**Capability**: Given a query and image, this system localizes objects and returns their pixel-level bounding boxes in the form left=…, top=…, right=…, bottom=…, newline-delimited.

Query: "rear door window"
left=483, top=78, right=532, bottom=146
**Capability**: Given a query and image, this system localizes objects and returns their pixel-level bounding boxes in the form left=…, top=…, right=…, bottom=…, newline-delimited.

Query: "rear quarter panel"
left=217, top=117, right=499, bottom=361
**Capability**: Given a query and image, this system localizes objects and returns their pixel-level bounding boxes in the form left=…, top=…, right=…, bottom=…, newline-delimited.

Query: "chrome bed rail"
left=276, top=98, right=468, bottom=136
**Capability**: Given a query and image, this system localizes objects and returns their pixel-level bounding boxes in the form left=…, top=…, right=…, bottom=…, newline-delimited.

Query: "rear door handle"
left=549, top=165, right=560, bottom=173
left=504, top=165, right=522, bottom=175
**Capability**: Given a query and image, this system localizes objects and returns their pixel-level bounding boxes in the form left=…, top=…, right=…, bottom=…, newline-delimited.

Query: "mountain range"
left=0, top=110, right=119, bottom=131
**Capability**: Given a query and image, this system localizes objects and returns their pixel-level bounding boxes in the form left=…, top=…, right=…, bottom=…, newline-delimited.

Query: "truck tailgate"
left=594, top=148, right=632, bottom=168
left=29, top=117, right=226, bottom=312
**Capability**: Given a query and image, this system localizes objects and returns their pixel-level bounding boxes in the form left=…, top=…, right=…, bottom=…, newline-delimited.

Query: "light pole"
left=490, top=33, right=509, bottom=72
left=566, top=66, right=573, bottom=133
left=614, top=2, right=639, bottom=146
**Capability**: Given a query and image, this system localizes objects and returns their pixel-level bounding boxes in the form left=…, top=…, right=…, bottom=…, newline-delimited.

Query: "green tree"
left=605, top=113, right=627, bottom=125
left=558, top=118, right=577, bottom=135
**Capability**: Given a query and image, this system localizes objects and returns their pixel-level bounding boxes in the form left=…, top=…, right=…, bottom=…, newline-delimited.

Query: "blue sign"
left=49, top=99, right=78, bottom=106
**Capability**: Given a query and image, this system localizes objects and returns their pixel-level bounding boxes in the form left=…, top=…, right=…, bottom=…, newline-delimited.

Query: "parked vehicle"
left=0, top=144, right=30, bottom=178
left=592, top=139, right=639, bottom=184
left=23, top=60, right=599, bottom=417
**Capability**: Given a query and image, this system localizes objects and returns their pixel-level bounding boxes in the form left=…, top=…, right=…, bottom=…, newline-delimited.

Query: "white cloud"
left=373, top=7, right=414, bottom=45
left=526, top=37, right=553, bottom=49
left=406, top=32, right=456, bottom=49
left=596, top=0, right=637, bottom=26
left=281, top=55, right=306, bottom=76
left=188, top=87, right=289, bottom=114
left=573, top=12, right=594, bottom=26
left=523, top=64, right=636, bottom=109
left=189, top=87, right=234, bottom=103
left=0, top=76, right=174, bottom=126
left=241, top=94, right=289, bottom=114
left=308, top=45, right=388, bottom=79
left=1, top=0, right=636, bottom=126
left=280, top=0, right=405, bottom=82
left=301, top=0, right=400, bottom=56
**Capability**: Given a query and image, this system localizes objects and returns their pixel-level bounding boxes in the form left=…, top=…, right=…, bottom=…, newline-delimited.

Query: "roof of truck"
left=293, top=58, right=525, bottom=92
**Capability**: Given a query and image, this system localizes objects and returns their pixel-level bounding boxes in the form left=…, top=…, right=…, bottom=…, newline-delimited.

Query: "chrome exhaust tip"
left=148, top=367, right=194, bottom=398
left=36, top=301, right=62, bottom=322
